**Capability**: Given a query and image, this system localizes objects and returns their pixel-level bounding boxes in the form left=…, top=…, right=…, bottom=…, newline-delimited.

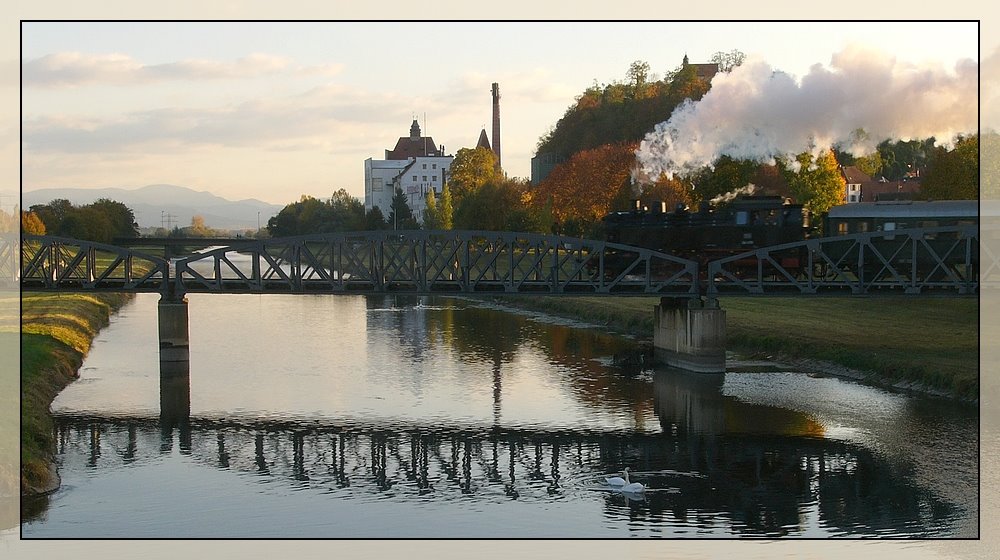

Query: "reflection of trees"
left=653, top=370, right=825, bottom=439
left=48, top=416, right=959, bottom=536
left=419, top=297, right=657, bottom=422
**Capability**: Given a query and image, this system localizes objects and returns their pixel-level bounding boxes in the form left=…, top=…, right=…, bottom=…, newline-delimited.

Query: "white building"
left=364, top=120, right=454, bottom=225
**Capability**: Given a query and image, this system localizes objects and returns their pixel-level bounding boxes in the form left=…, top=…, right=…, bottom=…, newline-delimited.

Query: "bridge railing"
left=20, top=235, right=169, bottom=293
left=173, top=230, right=701, bottom=297
left=0, top=233, right=17, bottom=287
left=706, top=225, right=980, bottom=296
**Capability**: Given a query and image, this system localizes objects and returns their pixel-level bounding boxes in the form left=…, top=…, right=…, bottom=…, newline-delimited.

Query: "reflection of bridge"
left=49, top=409, right=959, bottom=537
left=12, top=227, right=985, bottom=373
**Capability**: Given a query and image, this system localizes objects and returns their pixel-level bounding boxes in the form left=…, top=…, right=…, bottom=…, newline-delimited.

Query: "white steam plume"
left=635, top=45, right=978, bottom=181
left=710, top=184, right=757, bottom=205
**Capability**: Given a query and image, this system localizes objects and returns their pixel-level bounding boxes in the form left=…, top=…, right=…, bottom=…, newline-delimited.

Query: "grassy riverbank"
left=499, top=296, right=979, bottom=401
left=19, top=292, right=133, bottom=496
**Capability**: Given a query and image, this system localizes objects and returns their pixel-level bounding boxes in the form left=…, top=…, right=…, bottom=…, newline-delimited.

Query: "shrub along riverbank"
left=20, top=292, right=132, bottom=496
left=498, top=296, right=979, bottom=402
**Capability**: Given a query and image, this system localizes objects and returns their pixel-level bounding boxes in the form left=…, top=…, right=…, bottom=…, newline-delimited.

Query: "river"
left=19, top=292, right=978, bottom=539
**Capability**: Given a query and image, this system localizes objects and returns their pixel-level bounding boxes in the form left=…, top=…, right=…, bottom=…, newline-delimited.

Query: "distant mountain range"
left=22, top=184, right=284, bottom=230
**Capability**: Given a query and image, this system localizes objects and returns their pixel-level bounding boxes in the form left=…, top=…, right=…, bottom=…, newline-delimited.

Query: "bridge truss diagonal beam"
left=172, top=230, right=700, bottom=297
left=706, top=225, right=980, bottom=297
left=19, top=235, right=169, bottom=293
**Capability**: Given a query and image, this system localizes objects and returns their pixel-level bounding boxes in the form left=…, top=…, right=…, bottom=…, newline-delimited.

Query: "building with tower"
left=365, top=119, right=453, bottom=225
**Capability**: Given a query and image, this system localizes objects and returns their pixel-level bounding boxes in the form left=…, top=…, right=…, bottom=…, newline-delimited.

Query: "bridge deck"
left=11, top=227, right=985, bottom=297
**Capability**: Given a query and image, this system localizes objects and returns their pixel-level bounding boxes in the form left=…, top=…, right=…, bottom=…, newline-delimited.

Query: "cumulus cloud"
left=634, top=45, right=979, bottom=182
left=22, top=52, right=342, bottom=88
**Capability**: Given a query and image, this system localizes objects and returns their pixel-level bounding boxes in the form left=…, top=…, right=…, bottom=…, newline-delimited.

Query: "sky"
left=16, top=20, right=984, bottom=208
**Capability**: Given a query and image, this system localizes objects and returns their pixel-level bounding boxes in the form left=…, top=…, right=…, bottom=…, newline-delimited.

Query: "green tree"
left=691, top=156, right=759, bottom=203
left=29, top=198, right=74, bottom=234
left=388, top=188, right=418, bottom=230
left=423, top=189, right=440, bottom=230
left=437, top=185, right=454, bottom=230
left=454, top=179, right=542, bottom=232
left=267, top=191, right=365, bottom=236
left=89, top=198, right=138, bottom=238
left=783, top=149, right=846, bottom=216
left=919, top=135, right=979, bottom=200
left=364, top=206, right=387, bottom=230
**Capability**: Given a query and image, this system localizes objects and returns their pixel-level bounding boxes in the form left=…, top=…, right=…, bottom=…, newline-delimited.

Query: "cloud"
left=22, top=52, right=341, bottom=88
left=22, top=82, right=440, bottom=155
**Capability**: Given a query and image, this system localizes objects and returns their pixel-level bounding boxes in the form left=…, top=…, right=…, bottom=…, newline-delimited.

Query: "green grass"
left=19, top=292, right=132, bottom=495
left=500, top=296, right=979, bottom=400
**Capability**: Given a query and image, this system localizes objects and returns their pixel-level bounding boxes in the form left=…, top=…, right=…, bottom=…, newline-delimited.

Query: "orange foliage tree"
left=530, top=142, right=639, bottom=230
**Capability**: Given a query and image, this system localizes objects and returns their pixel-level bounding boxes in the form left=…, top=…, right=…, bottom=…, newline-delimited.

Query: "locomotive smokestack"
left=491, top=82, right=501, bottom=171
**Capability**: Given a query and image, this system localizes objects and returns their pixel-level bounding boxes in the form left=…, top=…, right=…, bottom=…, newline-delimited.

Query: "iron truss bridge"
left=18, top=231, right=699, bottom=297
left=13, top=225, right=989, bottom=297
left=707, top=225, right=983, bottom=297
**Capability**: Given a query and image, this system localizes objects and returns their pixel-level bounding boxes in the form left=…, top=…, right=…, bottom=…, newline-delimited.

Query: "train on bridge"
left=596, top=196, right=979, bottom=286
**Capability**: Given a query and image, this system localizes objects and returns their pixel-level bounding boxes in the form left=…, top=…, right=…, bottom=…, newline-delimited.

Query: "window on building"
left=423, top=176, right=427, bottom=181
left=431, top=175, right=437, bottom=182
left=372, top=178, right=383, bottom=192
left=432, top=164, right=437, bottom=169
left=422, top=164, right=427, bottom=169
left=413, top=175, right=417, bottom=181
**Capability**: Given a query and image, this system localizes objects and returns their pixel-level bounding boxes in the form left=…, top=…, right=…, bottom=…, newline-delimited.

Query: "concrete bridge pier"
left=652, top=296, right=726, bottom=374
left=158, top=294, right=191, bottom=437
left=158, top=294, right=190, bottom=364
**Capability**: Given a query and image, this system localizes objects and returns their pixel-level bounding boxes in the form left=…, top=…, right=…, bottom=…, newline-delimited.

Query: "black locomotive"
left=601, top=195, right=810, bottom=269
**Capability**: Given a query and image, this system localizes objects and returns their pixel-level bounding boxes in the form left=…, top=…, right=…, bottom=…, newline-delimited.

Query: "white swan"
left=605, top=467, right=629, bottom=487
left=606, top=467, right=645, bottom=493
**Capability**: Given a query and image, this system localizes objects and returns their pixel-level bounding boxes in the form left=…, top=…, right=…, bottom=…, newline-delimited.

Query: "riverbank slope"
left=20, top=293, right=132, bottom=497
left=498, top=296, right=978, bottom=402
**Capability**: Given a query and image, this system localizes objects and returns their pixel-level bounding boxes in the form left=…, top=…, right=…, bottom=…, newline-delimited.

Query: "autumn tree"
left=919, top=135, right=979, bottom=200
left=0, top=208, right=15, bottom=233
left=447, top=147, right=500, bottom=204
left=783, top=149, right=846, bottom=216
left=530, top=142, right=637, bottom=234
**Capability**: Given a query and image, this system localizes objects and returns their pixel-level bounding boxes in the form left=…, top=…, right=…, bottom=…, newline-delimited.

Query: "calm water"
left=20, top=292, right=978, bottom=538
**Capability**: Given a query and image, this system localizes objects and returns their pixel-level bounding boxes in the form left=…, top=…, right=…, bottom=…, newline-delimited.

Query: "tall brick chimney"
left=491, top=82, right=501, bottom=170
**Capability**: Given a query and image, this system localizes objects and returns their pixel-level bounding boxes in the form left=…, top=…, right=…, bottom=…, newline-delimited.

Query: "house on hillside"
left=840, top=165, right=921, bottom=203
left=682, top=54, right=719, bottom=81
left=841, top=165, right=870, bottom=203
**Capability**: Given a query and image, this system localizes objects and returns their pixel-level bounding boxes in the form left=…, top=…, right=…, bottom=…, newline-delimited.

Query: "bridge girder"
left=15, top=227, right=987, bottom=298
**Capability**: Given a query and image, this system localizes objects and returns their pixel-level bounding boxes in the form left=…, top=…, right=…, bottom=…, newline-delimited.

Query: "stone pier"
left=157, top=295, right=190, bottom=364
left=652, top=296, right=726, bottom=373
left=158, top=295, right=191, bottom=438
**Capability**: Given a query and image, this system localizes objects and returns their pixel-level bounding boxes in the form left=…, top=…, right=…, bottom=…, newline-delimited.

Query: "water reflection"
left=41, top=404, right=959, bottom=537
left=25, top=294, right=974, bottom=537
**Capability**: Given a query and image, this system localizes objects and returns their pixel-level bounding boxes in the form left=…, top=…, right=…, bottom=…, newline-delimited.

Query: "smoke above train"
left=633, top=45, right=979, bottom=184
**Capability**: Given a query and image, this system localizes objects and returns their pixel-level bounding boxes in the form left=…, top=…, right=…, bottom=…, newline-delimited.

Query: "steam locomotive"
left=596, top=196, right=978, bottom=282
left=601, top=195, right=811, bottom=267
